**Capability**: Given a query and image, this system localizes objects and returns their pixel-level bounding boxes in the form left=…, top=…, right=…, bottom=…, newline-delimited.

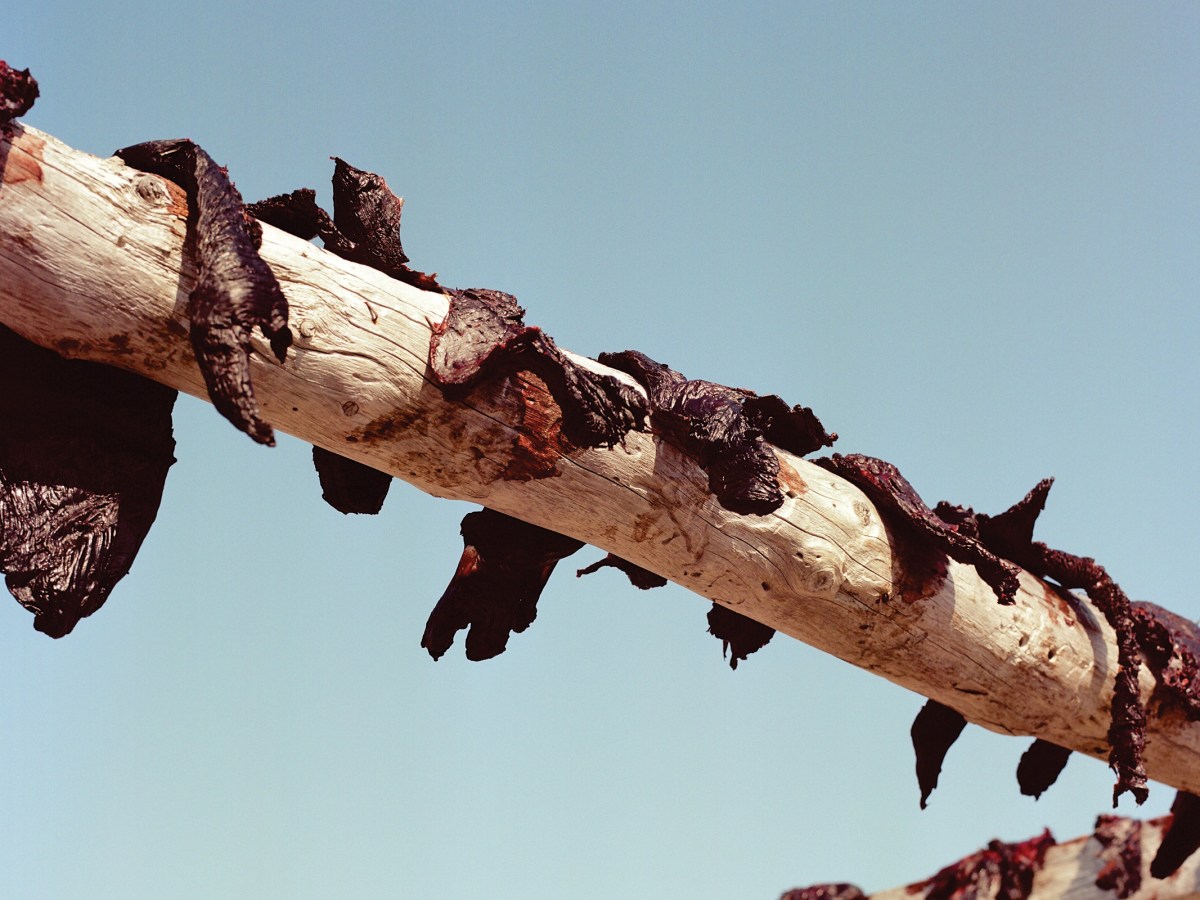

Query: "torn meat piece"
left=1131, top=601, right=1200, bottom=721
left=1016, top=739, right=1072, bottom=800
left=422, top=509, right=584, bottom=661
left=311, top=446, right=392, bottom=515
left=248, top=185, right=398, bottom=514
left=707, top=603, right=774, bottom=670
left=430, top=289, right=647, bottom=449
left=933, top=478, right=1150, bottom=805
left=0, top=326, right=176, bottom=636
left=911, top=699, right=968, bottom=809
left=246, top=187, right=331, bottom=241
left=116, top=139, right=292, bottom=445
left=598, top=350, right=835, bottom=516
left=1093, top=815, right=1143, bottom=898
left=249, top=160, right=441, bottom=292
left=778, top=885, right=865, bottom=900
left=576, top=553, right=667, bottom=590
left=1151, top=791, right=1200, bottom=880
left=815, top=454, right=1021, bottom=604
left=0, top=60, right=38, bottom=126
left=1022, top=549, right=1147, bottom=805
left=915, top=830, right=1054, bottom=900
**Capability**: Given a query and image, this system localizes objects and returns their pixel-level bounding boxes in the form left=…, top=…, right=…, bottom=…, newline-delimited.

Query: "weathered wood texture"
left=1, top=124, right=1198, bottom=794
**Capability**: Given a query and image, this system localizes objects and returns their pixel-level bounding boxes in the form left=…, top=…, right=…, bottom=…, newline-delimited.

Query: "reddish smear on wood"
left=910, top=699, right=968, bottom=809
left=576, top=554, right=667, bottom=590
left=1093, top=815, right=1143, bottom=898
left=431, top=290, right=647, bottom=450
left=599, top=349, right=834, bottom=516
left=115, top=139, right=292, bottom=445
left=910, top=829, right=1055, bottom=900
left=499, top=372, right=570, bottom=482
left=1, top=131, right=43, bottom=185
left=1151, top=792, right=1200, bottom=880
left=0, top=61, right=38, bottom=126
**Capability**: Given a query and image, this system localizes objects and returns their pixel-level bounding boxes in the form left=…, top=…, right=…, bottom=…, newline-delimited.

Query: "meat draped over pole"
left=2, top=63, right=1200, bottom=886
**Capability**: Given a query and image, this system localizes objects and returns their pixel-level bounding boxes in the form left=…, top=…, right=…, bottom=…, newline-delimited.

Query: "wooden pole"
left=2, top=123, right=1198, bottom=794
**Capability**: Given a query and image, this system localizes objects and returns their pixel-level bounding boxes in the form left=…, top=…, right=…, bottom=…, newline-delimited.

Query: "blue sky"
left=4, top=3, right=1199, bottom=897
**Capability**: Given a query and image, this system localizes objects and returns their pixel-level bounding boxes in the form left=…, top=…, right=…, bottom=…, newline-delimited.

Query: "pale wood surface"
left=2, top=123, right=1198, bottom=795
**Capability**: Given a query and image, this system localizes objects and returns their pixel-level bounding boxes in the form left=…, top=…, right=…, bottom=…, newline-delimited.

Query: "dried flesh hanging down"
left=576, top=553, right=667, bottom=590
left=0, top=327, right=176, bottom=637
left=915, top=830, right=1055, bottom=900
left=812, top=454, right=1021, bottom=604
left=707, top=602, right=775, bottom=670
left=598, top=350, right=835, bottom=516
left=430, top=289, right=648, bottom=450
left=0, top=60, right=38, bottom=125
left=778, top=885, right=865, bottom=900
left=422, top=509, right=584, bottom=661
left=910, top=699, right=968, bottom=809
left=247, top=179, right=417, bottom=514
left=937, top=478, right=1149, bottom=805
left=309, top=446, right=391, bottom=515
left=1093, top=815, right=1143, bottom=898
left=1151, top=792, right=1200, bottom=880
left=115, top=139, right=292, bottom=445
left=1016, top=740, right=1072, bottom=800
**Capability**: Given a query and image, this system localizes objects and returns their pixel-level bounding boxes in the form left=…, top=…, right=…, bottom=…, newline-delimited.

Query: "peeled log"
left=1, top=124, right=1198, bottom=795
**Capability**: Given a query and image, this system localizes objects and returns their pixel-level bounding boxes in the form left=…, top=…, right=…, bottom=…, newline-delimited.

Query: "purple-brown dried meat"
left=707, top=602, right=775, bottom=669
left=431, top=289, right=647, bottom=449
left=1016, top=739, right=1072, bottom=800
left=816, top=453, right=1021, bottom=603
left=116, top=139, right=292, bottom=445
left=0, top=60, right=38, bottom=126
left=916, top=830, right=1054, bottom=900
left=598, top=350, right=834, bottom=515
left=576, top=553, right=667, bottom=590
left=911, top=699, right=968, bottom=809
left=422, top=509, right=584, bottom=661
left=0, top=327, right=176, bottom=636
left=1151, top=791, right=1200, bottom=880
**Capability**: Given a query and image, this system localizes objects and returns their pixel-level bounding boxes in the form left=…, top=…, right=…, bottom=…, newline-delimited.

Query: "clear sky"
left=4, top=3, right=1199, bottom=898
